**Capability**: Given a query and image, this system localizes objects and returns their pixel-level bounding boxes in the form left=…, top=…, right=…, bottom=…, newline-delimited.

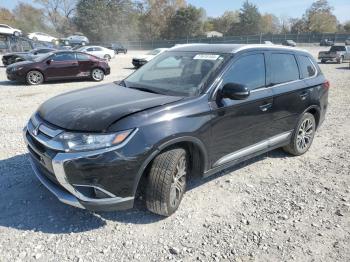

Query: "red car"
left=6, top=50, right=110, bottom=85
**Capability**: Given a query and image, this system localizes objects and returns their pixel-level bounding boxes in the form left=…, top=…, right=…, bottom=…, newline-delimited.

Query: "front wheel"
left=26, top=70, right=44, bottom=85
left=283, top=113, right=316, bottom=156
left=146, top=148, right=188, bottom=216
left=91, top=68, right=105, bottom=81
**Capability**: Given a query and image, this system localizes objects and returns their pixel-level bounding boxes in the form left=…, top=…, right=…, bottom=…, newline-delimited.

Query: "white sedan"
left=0, top=24, right=21, bottom=36
left=77, top=46, right=115, bottom=60
left=132, top=48, right=168, bottom=68
left=28, top=32, right=57, bottom=43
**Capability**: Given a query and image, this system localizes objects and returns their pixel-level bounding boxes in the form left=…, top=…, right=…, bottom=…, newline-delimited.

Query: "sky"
left=1, top=0, right=349, bottom=22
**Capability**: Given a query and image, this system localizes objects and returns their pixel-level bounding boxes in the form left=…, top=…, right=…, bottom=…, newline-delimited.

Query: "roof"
left=169, top=44, right=309, bottom=54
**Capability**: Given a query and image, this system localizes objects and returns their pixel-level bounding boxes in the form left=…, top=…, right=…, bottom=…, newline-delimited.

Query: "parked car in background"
left=132, top=48, right=168, bottom=68
left=318, top=45, right=350, bottom=64
left=345, top=37, right=350, bottom=45
left=2, top=48, right=56, bottom=66
left=282, top=40, right=297, bottom=47
left=23, top=44, right=328, bottom=216
left=67, top=35, right=89, bottom=46
left=28, top=32, right=57, bottom=43
left=320, top=39, right=334, bottom=46
left=77, top=46, right=115, bottom=61
left=0, top=24, right=21, bottom=36
left=6, top=50, right=110, bottom=85
left=108, top=43, right=128, bottom=54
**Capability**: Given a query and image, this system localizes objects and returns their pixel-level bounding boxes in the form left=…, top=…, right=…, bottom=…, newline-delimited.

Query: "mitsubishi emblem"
left=33, top=124, right=40, bottom=136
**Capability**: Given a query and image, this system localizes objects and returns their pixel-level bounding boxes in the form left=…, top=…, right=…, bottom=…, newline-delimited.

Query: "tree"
left=260, top=13, right=281, bottom=34
left=290, top=18, right=307, bottom=33
left=13, top=4, right=48, bottom=34
left=34, top=0, right=77, bottom=35
left=231, top=1, right=261, bottom=35
left=138, top=0, right=186, bottom=40
left=304, top=0, right=338, bottom=33
left=210, top=11, right=239, bottom=35
left=344, top=21, right=350, bottom=33
left=0, top=8, right=15, bottom=26
left=75, top=0, right=138, bottom=42
left=164, top=5, right=203, bottom=39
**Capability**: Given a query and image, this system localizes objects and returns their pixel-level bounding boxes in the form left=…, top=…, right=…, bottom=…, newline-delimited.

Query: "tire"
left=104, top=54, right=111, bottom=61
left=283, top=113, right=316, bottom=156
left=146, top=148, right=188, bottom=216
left=26, top=70, right=44, bottom=85
left=91, top=68, right=105, bottom=81
left=337, top=56, right=343, bottom=64
left=321, top=59, right=326, bottom=64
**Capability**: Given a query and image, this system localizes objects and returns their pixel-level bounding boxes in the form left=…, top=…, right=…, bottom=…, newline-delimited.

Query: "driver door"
left=45, top=52, right=79, bottom=79
left=208, top=52, right=274, bottom=167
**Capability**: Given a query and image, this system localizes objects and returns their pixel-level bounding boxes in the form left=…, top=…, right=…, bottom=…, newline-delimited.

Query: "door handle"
left=300, top=92, right=308, bottom=100
left=259, top=103, right=272, bottom=112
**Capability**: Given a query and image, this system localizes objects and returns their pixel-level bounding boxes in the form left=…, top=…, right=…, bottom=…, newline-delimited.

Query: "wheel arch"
left=132, top=136, right=209, bottom=196
left=304, top=105, right=321, bottom=129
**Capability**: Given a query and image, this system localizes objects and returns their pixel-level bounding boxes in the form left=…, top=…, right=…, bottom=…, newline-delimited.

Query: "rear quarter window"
left=271, top=53, right=299, bottom=84
left=298, top=55, right=317, bottom=79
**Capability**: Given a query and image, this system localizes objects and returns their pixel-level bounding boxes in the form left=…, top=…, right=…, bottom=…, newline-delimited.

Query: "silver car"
left=67, top=35, right=89, bottom=45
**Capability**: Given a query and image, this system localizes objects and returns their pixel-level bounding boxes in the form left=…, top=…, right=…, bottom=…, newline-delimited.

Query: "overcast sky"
left=1, top=0, right=349, bottom=23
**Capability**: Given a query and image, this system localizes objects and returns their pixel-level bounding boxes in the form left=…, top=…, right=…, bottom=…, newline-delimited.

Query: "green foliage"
left=13, top=3, right=48, bottom=34
left=305, top=0, right=338, bottom=33
left=164, top=5, right=203, bottom=39
left=231, top=1, right=261, bottom=35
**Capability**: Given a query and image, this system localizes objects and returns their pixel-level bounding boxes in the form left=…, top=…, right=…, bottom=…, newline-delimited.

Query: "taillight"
left=322, top=80, right=330, bottom=90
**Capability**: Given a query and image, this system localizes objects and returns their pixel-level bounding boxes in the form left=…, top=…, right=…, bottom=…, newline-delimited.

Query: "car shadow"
left=336, top=66, right=350, bottom=70
left=0, top=78, right=98, bottom=87
left=0, top=149, right=288, bottom=233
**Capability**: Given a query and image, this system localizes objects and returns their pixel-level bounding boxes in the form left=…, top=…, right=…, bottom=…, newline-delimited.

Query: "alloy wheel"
left=27, top=71, right=43, bottom=85
left=169, top=156, right=187, bottom=208
left=296, top=118, right=314, bottom=151
left=91, top=69, right=104, bottom=81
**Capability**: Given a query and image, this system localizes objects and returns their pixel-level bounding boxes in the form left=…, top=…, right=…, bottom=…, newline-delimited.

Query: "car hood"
left=37, top=83, right=183, bottom=132
left=7, top=60, right=35, bottom=69
left=3, top=51, right=29, bottom=57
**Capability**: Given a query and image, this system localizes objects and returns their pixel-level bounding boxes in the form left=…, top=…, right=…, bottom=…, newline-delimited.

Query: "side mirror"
left=221, top=83, right=250, bottom=100
left=46, top=59, right=52, bottom=65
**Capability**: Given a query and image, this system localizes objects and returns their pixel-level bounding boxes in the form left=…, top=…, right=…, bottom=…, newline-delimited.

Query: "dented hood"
left=38, top=83, right=183, bottom=132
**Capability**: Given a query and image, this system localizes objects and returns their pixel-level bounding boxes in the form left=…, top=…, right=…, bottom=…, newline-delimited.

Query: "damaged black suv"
left=24, top=44, right=329, bottom=216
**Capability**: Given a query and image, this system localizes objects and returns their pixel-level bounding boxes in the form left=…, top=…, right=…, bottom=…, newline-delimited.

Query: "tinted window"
left=271, top=53, right=299, bottom=84
left=94, top=47, right=103, bottom=51
left=86, top=48, right=94, bottom=52
left=77, top=53, right=91, bottom=61
left=223, top=54, right=266, bottom=90
left=299, top=56, right=316, bottom=78
left=52, top=53, right=76, bottom=61
left=330, top=46, right=346, bottom=52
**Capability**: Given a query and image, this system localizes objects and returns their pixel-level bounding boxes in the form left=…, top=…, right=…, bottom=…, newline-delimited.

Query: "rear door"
left=267, top=52, right=310, bottom=136
left=46, top=52, right=79, bottom=79
left=209, top=52, right=274, bottom=167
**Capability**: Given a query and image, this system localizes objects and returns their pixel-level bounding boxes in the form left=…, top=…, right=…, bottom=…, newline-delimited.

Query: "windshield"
left=33, top=52, right=53, bottom=62
left=330, top=46, right=346, bottom=52
left=124, top=51, right=229, bottom=96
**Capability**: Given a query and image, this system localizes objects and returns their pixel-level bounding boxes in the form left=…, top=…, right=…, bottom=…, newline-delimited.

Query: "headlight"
left=13, top=66, right=23, bottom=72
left=52, top=129, right=135, bottom=152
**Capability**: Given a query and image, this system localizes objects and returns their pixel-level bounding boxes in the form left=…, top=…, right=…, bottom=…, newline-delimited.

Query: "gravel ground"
left=0, top=47, right=349, bottom=262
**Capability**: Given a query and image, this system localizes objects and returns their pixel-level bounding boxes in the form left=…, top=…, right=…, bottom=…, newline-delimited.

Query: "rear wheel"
left=91, top=68, right=104, bottom=81
left=146, top=148, right=187, bottom=216
left=26, top=70, right=44, bottom=85
left=283, top=113, right=316, bottom=156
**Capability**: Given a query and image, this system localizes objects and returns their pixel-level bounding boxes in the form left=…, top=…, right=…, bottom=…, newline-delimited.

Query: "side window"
left=298, top=55, right=316, bottom=78
left=271, top=53, right=299, bottom=84
left=77, top=53, right=91, bottom=61
left=86, top=48, right=94, bottom=52
left=52, top=53, right=76, bottom=62
left=94, top=47, right=103, bottom=51
left=223, top=53, right=266, bottom=90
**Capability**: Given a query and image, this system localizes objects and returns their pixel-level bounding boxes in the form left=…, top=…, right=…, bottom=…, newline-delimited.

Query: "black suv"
left=24, top=44, right=329, bottom=216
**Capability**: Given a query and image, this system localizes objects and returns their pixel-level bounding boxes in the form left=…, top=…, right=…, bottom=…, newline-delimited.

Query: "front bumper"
left=23, top=119, right=137, bottom=211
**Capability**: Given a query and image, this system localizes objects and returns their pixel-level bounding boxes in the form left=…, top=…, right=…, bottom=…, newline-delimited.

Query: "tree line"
left=0, top=0, right=349, bottom=42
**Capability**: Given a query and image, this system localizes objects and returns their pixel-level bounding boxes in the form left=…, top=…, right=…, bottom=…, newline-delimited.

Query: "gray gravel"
left=0, top=47, right=349, bottom=262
